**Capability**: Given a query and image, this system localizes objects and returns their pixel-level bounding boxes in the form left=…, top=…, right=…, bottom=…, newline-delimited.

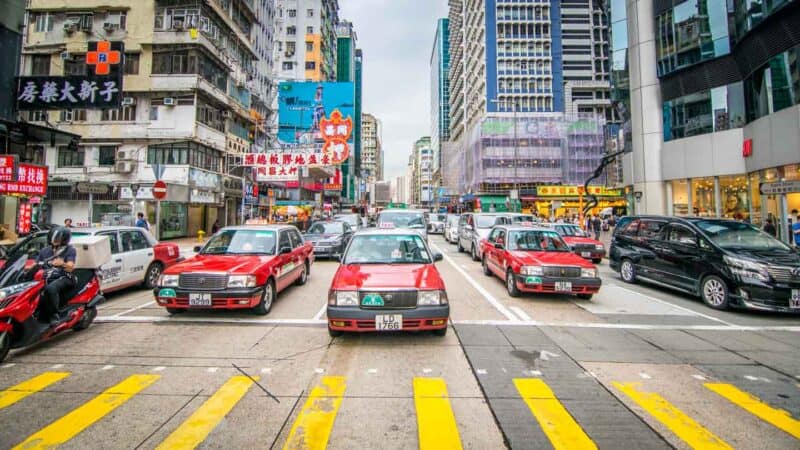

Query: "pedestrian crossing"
left=0, top=370, right=797, bottom=449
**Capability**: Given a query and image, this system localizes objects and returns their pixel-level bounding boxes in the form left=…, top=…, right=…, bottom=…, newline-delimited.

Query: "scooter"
left=0, top=251, right=104, bottom=363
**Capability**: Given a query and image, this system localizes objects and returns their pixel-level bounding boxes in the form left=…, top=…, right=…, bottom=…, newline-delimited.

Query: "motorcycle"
left=0, top=243, right=106, bottom=363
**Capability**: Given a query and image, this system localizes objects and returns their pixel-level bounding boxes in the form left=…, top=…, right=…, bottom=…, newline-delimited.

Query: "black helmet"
left=49, top=226, right=72, bottom=246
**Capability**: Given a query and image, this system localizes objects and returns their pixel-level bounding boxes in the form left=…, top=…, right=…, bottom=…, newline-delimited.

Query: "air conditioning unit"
left=63, top=22, right=77, bottom=33
left=163, top=97, right=176, bottom=106
left=115, top=161, right=136, bottom=173
left=116, top=149, right=133, bottom=161
left=60, top=51, right=72, bottom=60
left=121, top=97, right=135, bottom=106
left=103, top=22, right=116, bottom=32
left=172, top=19, right=185, bottom=31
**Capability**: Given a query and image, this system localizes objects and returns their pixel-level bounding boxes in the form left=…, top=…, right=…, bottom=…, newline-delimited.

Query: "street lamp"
left=490, top=98, right=519, bottom=212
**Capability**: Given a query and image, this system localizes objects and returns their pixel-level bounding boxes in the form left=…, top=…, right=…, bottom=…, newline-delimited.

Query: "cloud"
left=339, top=1, right=449, bottom=180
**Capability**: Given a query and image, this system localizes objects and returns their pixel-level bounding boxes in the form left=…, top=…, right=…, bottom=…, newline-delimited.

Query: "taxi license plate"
left=791, top=290, right=800, bottom=309
left=555, top=281, right=572, bottom=292
left=189, top=293, right=212, bottom=307
left=581, top=252, right=591, bottom=258
left=375, top=314, right=402, bottom=331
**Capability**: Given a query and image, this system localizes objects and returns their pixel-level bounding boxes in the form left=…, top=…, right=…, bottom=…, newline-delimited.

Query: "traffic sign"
left=153, top=180, right=167, bottom=200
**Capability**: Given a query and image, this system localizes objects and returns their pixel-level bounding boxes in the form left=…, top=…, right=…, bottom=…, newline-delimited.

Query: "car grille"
left=542, top=266, right=582, bottom=278
left=767, top=266, right=800, bottom=283
left=359, top=290, right=417, bottom=308
left=572, top=244, right=596, bottom=252
left=179, top=273, right=228, bottom=290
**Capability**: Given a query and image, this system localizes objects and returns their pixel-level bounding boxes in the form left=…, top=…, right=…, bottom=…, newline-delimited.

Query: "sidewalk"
left=162, top=236, right=207, bottom=254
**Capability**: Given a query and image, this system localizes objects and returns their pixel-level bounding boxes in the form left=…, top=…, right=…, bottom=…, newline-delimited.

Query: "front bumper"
left=514, top=275, right=602, bottom=294
left=327, top=305, right=450, bottom=332
left=312, top=244, right=343, bottom=259
left=153, top=287, right=264, bottom=310
left=573, top=249, right=605, bottom=260
left=729, top=281, right=800, bottom=313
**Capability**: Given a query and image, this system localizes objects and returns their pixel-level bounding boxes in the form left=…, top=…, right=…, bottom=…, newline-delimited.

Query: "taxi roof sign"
left=520, top=221, right=535, bottom=227
left=379, top=222, right=395, bottom=229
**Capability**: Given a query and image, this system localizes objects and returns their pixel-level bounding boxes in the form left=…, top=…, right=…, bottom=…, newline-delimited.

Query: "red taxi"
left=154, top=225, right=313, bottom=314
left=480, top=225, right=601, bottom=299
left=546, top=223, right=605, bottom=263
left=327, top=229, right=449, bottom=336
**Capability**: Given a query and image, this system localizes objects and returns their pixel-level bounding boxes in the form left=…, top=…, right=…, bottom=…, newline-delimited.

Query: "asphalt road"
left=1, top=235, right=799, bottom=449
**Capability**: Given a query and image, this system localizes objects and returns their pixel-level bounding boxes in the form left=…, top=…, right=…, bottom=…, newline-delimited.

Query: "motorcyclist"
left=36, top=227, right=77, bottom=324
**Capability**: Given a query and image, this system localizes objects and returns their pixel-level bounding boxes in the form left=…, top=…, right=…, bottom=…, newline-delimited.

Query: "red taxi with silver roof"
left=544, top=223, right=606, bottom=263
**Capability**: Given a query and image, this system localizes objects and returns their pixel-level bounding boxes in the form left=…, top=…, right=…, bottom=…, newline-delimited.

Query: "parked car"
left=376, top=209, right=428, bottom=241
left=154, top=225, right=313, bottom=315
left=609, top=216, right=800, bottom=312
left=0, top=227, right=182, bottom=292
left=304, top=220, right=354, bottom=259
left=545, top=223, right=605, bottom=263
left=333, top=213, right=363, bottom=230
left=326, top=228, right=448, bottom=336
left=428, top=214, right=447, bottom=234
left=457, top=213, right=510, bottom=261
left=480, top=225, right=601, bottom=299
left=444, top=214, right=460, bottom=244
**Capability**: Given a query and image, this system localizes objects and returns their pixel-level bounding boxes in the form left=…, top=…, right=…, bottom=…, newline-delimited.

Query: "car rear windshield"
left=308, top=222, right=344, bottom=234
left=475, top=215, right=500, bottom=228
left=333, top=215, right=359, bottom=226
left=508, top=230, right=570, bottom=252
left=343, top=234, right=431, bottom=264
left=201, top=230, right=276, bottom=255
left=554, top=225, right=586, bottom=237
left=511, top=215, right=535, bottom=222
left=433, top=214, right=447, bottom=222
left=695, top=220, right=792, bottom=252
left=378, top=212, right=425, bottom=228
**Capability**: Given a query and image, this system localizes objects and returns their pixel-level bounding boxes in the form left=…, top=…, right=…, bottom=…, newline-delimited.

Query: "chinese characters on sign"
left=0, top=164, right=48, bottom=196
left=536, top=186, right=622, bottom=197
left=319, top=109, right=352, bottom=164
left=0, top=155, right=18, bottom=182
left=18, top=203, right=32, bottom=235
left=244, top=150, right=330, bottom=182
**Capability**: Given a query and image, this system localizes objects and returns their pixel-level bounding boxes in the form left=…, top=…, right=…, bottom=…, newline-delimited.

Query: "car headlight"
left=581, top=268, right=598, bottom=278
left=723, top=256, right=769, bottom=282
left=328, top=290, right=359, bottom=306
left=520, top=266, right=543, bottom=276
left=595, top=244, right=604, bottom=250
left=418, top=290, right=448, bottom=305
left=159, top=274, right=179, bottom=287
left=228, top=275, right=257, bottom=288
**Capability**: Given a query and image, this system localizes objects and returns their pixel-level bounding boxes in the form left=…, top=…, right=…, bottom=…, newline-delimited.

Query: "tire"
left=506, top=270, right=520, bottom=297
left=143, top=262, right=163, bottom=289
left=328, top=325, right=343, bottom=337
left=482, top=256, right=492, bottom=276
left=253, top=280, right=275, bottom=315
left=295, top=261, right=309, bottom=286
left=577, top=294, right=593, bottom=300
left=0, top=331, right=10, bottom=364
left=701, top=275, right=730, bottom=310
left=72, top=306, right=96, bottom=331
left=620, top=259, right=636, bottom=284
left=433, top=326, right=448, bottom=337
left=592, top=258, right=602, bottom=264
left=471, top=244, right=479, bottom=261
left=166, top=307, right=184, bottom=315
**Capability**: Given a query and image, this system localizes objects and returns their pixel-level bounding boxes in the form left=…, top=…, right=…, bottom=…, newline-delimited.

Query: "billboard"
left=278, top=81, right=355, bottom=148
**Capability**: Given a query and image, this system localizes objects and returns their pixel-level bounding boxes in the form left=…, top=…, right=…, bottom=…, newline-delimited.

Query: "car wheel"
left=328, top=325, right=343, bottom=338
left=253, top=280, right=274, bottom=315
left=592, top=258, right=602, bottom=264
left=620, top=259, right=636, bottom=284
left=166, top=307, right=184, bottom=315
left=72, top=306, right=96, bottom=331
left=457, top=240, right=464, bottom=253
left=295, top=261, right=309, bottom=286
left=577, top=294, right=593, bottom=300
left=471, top=244, right=479, bottom=261
left=506, top=270, right=520, bottom=297
left=701, top=275, right=729, bottom=310
left=143, top=262, right=163, bottom=289
left=482, top=256, right=492, bottom=276
left=0, top=331, right=10, bottom=364
left=433, top=326, right=447, bottom=337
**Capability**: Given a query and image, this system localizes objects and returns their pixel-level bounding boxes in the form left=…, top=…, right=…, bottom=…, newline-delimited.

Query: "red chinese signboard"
left=0, top=155, right=17, bottom=182
left=742, top=138, right=753, bottom=158
left=319, top=109, right=352, bottom=164
left=18, top=203, right=32, bottom=234
left=0, top=164, right=48, bottom=196
left=324, top=168, right=343, bottom=191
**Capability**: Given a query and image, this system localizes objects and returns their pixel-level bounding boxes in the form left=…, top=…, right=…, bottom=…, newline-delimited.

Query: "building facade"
left=361, top=113, right=381, bottom=182
left=21, top=0, right=270, bottom=237
left=335, top=20, right=362, bottom=202
left=430, top=18, right=450, bottom=197
left=411, top=136, right=433, bottom=206
left=615, top=0, right=800, bottom=243
left=273, top=0, right=339, bottom=82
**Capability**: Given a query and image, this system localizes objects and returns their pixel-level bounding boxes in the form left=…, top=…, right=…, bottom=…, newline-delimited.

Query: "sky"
left=338, top=0, right=449, bottom=181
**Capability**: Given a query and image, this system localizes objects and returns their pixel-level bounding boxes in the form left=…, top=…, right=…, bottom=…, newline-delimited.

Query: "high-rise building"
left=430, top=18, right=451, bottom=198
left=412, top=137, right=433, bottom=206
left=20, top=0, right=268, bottom=235
left=335, top=21, right=362, bottom=202
left=361, top=113, right=382, bottom=181
left=274, top=0, right=339, bottom=82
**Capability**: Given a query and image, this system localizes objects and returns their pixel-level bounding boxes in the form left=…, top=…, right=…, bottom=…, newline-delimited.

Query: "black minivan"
left=609, top=216, right=800, bottom=312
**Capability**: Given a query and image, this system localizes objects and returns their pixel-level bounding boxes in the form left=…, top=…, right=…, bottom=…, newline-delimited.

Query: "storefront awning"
left=0, top=119, right=81, bottom=146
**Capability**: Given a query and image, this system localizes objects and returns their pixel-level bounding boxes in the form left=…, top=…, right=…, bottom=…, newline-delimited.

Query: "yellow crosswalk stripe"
left=413, top=377, right=463, bottom=450
left=705, top=383, right=800, bottom=439
left=514, top=378, right=597, bottom=450
left=13, top=374, right=160, bottom=450
left=283, top=376, right=346, bottom=450
left=613, top=382, right=732, bottom=450
left=0, top=372, right=70, bottom=410
left=157, top=376, right=258, bottom=449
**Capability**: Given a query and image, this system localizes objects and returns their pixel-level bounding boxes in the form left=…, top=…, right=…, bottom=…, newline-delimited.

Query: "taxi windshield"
left=378, top=212, right=426, bottom=228
left=201, top=229, right=276, bottom=255
left=508, top=230, right=570, bottom=252
left=343, top=234, right=431, bottom=264
left=554, top=225, right=586, bottom=237
left=308, top=222, right=345, bottom=234
left=333, top=214, right=359, bottom=227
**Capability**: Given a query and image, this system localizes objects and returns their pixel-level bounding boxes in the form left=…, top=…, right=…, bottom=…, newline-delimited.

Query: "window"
left=307, top=9, right=314, bottom=17
left=149, top=106, right=159, bottom=121
left=120, top=230, right=149, bottom=252
left=305, top=61, right=315, bottom=70
left=306, top=26, right=313, bottom=34
left=306, top=41, right=313, bottom=51
left=639, top=220, right=667, bottom=239
left=282, top=61, right=294, bottom=70
left=196, top=100, right=224, bottom=132
left=30, top=55, right=50, bottom=76
left=27, top=110, right=47, bottom=122
left=102, top=104, right=137, bottom=121
left=58, top=146, right=85, bottom=167
left=99, top=146, right=117, bottom=166
left=666, top=225, right=696, bottom=245
left=63, top=55, right=86, bottom=76
left=621, top=219, right=640, bottom=236
left=288, top=9, right=296, bottom=17
left=32, top=13, right=54, bottom=32
left=105, top=11, right=127, bottom=30
left=278, top=231, right=291, bottom=251
left=289, top=230, right=303, bottom=248
left=287, top=26, right=296, bottom=35
left=59, top=109, right=86, bottom=122
left=124, top=53, right=139, bottom=74
left=98, top=231, right=120, bottom=254
left=286, top=41, right=295, bottom=54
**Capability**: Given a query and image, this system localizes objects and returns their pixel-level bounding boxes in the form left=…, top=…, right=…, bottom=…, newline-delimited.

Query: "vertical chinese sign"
left=18, top=203, right=32, bottom=235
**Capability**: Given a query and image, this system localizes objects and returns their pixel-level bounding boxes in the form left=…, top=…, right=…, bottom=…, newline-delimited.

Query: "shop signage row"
left=536, top=185, right=622, bottom=197
left=190, top=190, right=216, bottom=204
left=0, top=164, right=48, bottom=196
left=759, top=181, right=800, bottom=195
left=189, top=168, right=220, bottom=190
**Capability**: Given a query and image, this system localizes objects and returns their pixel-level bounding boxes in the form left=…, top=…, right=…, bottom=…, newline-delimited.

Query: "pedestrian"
left=63, top=218, right=73, bottom=228
left=763, top=218, right=777, bottom=237
left=592, top=215, right=601, bottom=240
left=793, top=215, right=800, bottom=247
left=211, top=219, right=220, bottom=234
left=135, top=212, right=149, bottom=231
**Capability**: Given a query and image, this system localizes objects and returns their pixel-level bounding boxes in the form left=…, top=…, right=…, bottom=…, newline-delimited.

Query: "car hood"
left=509, top=250, right=594, bottom=268
left=305, top=233, right=343, bottom=242
left=562, top=236, right=602, bottom=246
left=164, top=254, right=276, bottom=275
left=331, top=263, right=444, bottom=290
left=726, top=248, right=800, bottom=266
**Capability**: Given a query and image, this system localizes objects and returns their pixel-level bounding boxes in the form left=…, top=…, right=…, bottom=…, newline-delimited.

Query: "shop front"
left=668, top=174, right=753, bottom=221
left=751, top=164, right=800, bottom=243
left=520, top=186, right=627, bottom=219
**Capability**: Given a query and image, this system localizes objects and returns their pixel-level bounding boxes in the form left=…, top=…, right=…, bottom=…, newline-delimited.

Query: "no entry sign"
left=153, top=180, right=167, bottom=200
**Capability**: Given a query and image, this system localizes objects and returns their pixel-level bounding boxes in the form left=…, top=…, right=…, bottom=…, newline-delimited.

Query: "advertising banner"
left=278, top=81, right=355, bottom=147
left=0, top=164, right=48, bottom=196
left=0, top=155, right=18, bottom=182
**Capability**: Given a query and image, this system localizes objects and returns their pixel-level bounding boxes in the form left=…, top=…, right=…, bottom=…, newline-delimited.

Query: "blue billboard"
left=278, top=82, right=355, bottom=147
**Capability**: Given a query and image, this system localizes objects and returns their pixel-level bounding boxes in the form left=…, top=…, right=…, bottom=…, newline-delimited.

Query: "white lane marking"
left=112, top=300, right=156, bottom=318
left=367, top=368, right=378, bottom=375
left=50, top=364, right=64, bottom=369
left=101, top=365, right=115, bottom=371
left=2, top=363, right=16, bottom=368
left=261, top=368, right=272, bottom=374
left=315, top=368, right=324, bottom=374
left=692, top=374, right=707, bottom=381
left=539, top=350, right=560, bottom=361
left=639, top=372, right=652, bottom=379
left=606, top=283, right=735, bottom=326
left=525, top=370, right=542, bottom=376
left=429, top=241, right=518, bottom=322
left=460, top=264, right=469, bottom=269
left=510, top=306, right=533, bottom=322
left=152, top=366, right=166, bottom=372
left=207, top=367, right=218, bottom=373
left=423, top=368, right=432, bottom=374
left=312, top=302, right=327, bottom=321
left=476, top=369, right=487, bottom=375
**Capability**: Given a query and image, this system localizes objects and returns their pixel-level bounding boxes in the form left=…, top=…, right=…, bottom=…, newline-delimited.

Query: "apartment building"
left=273, top=0, right=338, bottom=81
left=361, top=113, right=381, bottom=182
left=430, top=17, right=450, bottom=198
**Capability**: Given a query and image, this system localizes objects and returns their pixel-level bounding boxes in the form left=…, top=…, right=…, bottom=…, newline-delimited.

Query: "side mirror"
left=279, top=246, right=292, bottom=255
left=680, top=237, right=697, bottom=246
left=494, top=242, right=504, bottom=249
left=433, top=252, right=443, bottom=262
left=193, top=245, right=202, bottom=253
